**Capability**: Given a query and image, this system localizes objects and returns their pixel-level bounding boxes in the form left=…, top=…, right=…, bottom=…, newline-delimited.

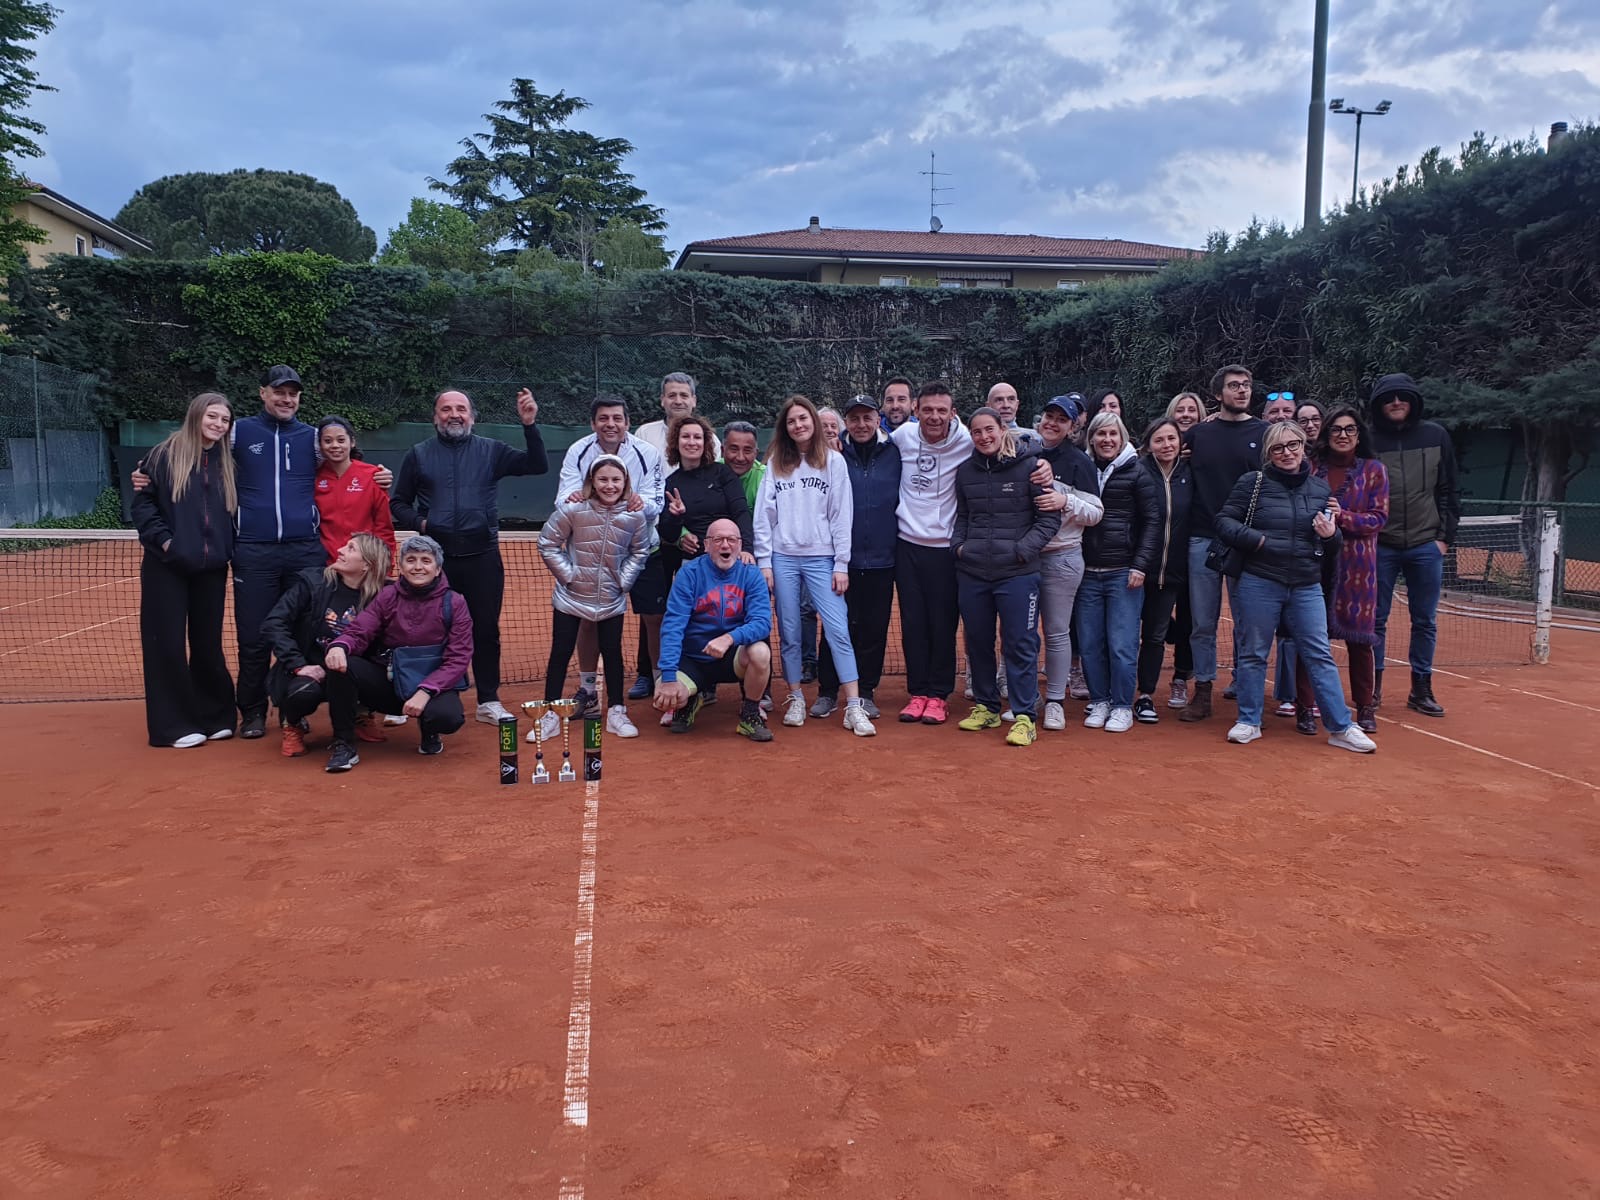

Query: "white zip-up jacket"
left=893, top=418, right=973, bottom=546
left=753, top=451, right=853, bottom=568
left=557, top=433, right=665, bottom=550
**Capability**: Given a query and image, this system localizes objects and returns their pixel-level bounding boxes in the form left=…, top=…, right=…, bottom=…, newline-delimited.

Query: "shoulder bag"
left=389, top=591, right=471, bottom=696
left=1204, top=470, right=1265, bottom=579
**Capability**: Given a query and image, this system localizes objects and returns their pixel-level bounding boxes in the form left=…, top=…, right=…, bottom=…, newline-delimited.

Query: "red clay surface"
left=3, top=632, right=1599, bottom=1198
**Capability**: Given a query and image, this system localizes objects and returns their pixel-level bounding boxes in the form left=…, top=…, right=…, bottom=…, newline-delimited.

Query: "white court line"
left=0, top=576, right=136, bottom=612
left=0, top=612, right=136, bottom=658
left=1383, top=657, right=1600, bottom=715
left=1387, top=719, right=1598, bottom=792
left=557, top=778, right=601, bottom=1199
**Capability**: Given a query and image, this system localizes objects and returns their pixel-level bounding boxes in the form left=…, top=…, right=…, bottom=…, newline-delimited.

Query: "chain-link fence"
left=0, top=354, right=106, bottom=526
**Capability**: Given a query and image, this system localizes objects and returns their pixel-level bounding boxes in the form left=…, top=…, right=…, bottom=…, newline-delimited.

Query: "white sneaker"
left=783, top=693, right=807, bottom=727
left=1274, top=700, right=1296, bottom=718
left=383, top=713, right=409, bottom=726
left=1043, top=700, right=1066, bottom=731
left=1083, top=701, right=1111, bottom=729
left=207, top=727, right=234, bottom=741
left=1327, top=725, right=1377, bottom=754
left=1105, top=706, right=1134, bottom=733
left=606, top=705, right=639, bottom=739
left=842, top=702, right=877, bottom=737
left=171, top=732, right=206, bottom=749
left=1000, top=708, right=1016, bottom=722
left=526, top=710, right=563, bottom=743
left=1227, top=722, right=1262, bottom=744
left=476, top=700, right=513, bottom=724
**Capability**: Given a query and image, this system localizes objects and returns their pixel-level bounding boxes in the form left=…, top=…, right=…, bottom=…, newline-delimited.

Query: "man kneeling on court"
left=653, top=518, right=774, bottom=741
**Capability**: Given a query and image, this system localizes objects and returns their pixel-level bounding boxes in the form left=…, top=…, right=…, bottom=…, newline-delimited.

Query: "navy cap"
left=1042, top=393, right=1084, bottom=420
left=262, top=364, right=303, bottom=389
left=844, top=394, right=881, bottom=413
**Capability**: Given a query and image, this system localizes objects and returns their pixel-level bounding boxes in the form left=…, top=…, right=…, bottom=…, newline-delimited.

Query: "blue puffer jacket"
left=839, top=432, right=902, bottom=570
left=231, top=412, right=320, bottom=544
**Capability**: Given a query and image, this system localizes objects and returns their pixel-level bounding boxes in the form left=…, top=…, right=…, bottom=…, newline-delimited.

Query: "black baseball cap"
left=262, top=364, right=303, bottom=389
left=844, top=394, right=881, bottom=413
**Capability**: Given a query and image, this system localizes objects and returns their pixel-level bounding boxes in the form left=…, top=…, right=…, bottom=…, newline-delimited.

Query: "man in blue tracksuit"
left=232, top=365, right=327, bottom=738
left=813, top=395, right=903, bottom=721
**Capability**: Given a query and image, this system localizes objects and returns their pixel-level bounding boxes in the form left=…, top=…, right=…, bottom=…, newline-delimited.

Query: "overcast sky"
left=26, top=0, right=1600, bottom=257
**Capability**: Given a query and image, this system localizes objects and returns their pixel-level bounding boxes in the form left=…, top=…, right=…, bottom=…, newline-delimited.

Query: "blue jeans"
left=1376, top=541, right=1443, bottom=676
left=959, top=572, right=1042, bottom=719
left=1234, top=573, right=1353, bottom=731
left=1187, top=536, right=1241, bottom=684
left=773, top=554, right=857, bottom=686
left=1077, top=568, right=1143, bottom=708
left=1275, top=637, right=1297, bottom=703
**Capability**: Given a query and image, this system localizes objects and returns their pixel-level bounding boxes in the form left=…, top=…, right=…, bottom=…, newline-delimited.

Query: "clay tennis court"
left=3, top=604, right=1599, bottom=1197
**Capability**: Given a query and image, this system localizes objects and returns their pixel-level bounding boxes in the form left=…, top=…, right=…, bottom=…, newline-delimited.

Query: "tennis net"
left=0, top=528, right=1559, bottom=703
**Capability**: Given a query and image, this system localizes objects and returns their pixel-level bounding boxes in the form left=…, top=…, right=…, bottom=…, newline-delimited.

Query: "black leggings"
left=546, top=610, right=624, bottom=708
left=325, top=655, right=464, bottom=741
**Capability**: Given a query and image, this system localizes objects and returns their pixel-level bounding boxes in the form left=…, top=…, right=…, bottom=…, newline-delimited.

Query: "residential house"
left=13, top=184, right=152, bottom=265
left=674, top=218, right=1202, bottom=290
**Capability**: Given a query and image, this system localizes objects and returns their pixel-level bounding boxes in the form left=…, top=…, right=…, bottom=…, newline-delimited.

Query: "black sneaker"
left=572, top=687, right=602, bottom=719
left=626, top=675, right=651, bottom=700
left=325, top=739, right=360, bottom=773
left=800, top=659, right=817, bottom=685
left=1133, top=697, right=1159, bottom=724
left=240, top=711, right=267, bottom=740
left=736, top=700, right=773, bottom=742
left=418, top=730, right=444, bottom=756
left=700, top=687, right=719, bottom=706
left=670, top=691, right=703, bottom=734
left=1295, top=707, right=1318, bottom=737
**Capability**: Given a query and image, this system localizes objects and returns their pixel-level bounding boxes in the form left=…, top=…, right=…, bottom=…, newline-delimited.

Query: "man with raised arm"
left=390, top=386, right=547, bottom=725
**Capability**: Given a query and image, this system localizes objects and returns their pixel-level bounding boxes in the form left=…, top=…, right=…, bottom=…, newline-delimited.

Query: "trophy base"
left=558, top=765, right=577, bottom=783
left=532, top=766, right=551, bottom=785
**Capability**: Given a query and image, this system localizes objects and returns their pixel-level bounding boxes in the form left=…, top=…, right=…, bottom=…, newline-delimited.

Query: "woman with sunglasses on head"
left=1300, top=406, right=1388, bottom=734
left=1263, top=391, right=1297, bottom=425
left=1213, top=422, right=1375, bottom=753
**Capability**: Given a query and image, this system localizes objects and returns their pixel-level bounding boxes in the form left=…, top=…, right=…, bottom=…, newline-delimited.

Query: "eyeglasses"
left=1328, top=424, right=1359, bottom=437
left=1267, top=391, right=1295, bottom=402
left=1223, top=381, right=1252, bottom=391
left=706, top=535, right=741, bottom=544
left=1268, top=441, right=1305, bottom=456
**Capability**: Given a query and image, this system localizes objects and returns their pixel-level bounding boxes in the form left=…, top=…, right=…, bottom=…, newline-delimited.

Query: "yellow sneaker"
left=1005, top=714, right=1037, bottom=746
left=958, top=704, right=1002, bottom=731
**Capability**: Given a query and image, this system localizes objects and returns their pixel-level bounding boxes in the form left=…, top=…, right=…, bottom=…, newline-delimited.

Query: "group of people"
left=135, top=361, right=1458, bottom=769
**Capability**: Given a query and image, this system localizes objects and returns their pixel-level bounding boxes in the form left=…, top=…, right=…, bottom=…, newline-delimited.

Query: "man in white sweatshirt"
left=636, top=371, right=720, bottom=459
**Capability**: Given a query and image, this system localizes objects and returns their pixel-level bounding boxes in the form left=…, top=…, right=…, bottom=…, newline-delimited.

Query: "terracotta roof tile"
left=681, top=227, right=1202, bottom=263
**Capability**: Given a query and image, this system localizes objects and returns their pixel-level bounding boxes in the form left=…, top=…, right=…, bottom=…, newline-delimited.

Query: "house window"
left=938, top=279, right=965, bottom=289
left=937, top=269, right=1012, bottom=289
left=879, top=275, right=909, bottom=287
left=1056, top=279, right=1083, bottom=291
left=74, top=236, right=87, bottom=257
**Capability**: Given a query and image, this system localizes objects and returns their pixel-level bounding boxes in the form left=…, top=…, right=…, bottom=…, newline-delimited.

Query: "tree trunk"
left=1520, top=421, right=1573, bottom=505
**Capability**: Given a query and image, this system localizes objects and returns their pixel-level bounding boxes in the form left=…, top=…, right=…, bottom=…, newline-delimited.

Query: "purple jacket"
left=331, top=575, right=473, bottom=694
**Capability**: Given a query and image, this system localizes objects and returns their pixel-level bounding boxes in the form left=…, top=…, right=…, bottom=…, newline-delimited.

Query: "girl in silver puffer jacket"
left=538, top=454, right=651, bottom=737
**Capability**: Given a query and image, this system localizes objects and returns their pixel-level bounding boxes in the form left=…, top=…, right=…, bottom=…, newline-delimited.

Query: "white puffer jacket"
left=538, top=498, right=651, bottom=622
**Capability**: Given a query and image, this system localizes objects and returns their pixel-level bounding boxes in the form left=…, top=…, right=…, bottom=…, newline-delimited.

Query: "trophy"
left=520, top=699, right=580, bottom=785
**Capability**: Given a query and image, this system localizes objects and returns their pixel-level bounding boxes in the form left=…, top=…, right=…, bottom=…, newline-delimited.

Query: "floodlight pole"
left=1303, top=0, right=1330, bottom=228
left=1330, top=100, right=1392, bottom=207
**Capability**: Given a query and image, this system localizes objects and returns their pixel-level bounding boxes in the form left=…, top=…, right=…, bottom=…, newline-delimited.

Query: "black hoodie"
left=1367, top=373, right=1459, bottom=549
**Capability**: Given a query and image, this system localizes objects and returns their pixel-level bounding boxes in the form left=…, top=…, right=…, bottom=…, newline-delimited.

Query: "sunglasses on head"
left=1266, top=391, right=1295, bottom=402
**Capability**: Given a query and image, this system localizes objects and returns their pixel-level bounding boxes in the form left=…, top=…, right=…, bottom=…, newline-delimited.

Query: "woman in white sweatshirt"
left=754, top=394, right=875, bottom=736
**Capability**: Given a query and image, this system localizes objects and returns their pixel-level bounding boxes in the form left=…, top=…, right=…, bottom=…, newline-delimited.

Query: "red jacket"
left=315, top=460, right=397, bottom=567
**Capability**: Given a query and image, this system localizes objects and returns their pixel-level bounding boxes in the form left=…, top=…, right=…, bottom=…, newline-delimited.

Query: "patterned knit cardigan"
left=1315, top=456, right=1389, bottom=644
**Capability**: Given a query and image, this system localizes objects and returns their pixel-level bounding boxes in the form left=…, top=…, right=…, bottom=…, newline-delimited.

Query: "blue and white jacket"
left=231, top=412, right=320, bottom=544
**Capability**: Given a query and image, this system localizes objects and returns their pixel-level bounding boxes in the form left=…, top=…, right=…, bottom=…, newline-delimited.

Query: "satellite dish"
left=930, top=216, right=943, bottom=233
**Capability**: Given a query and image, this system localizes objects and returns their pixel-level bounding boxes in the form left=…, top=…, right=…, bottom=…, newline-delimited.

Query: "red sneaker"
left=354, top=712, right=387, bottom=743
left=921, top=697, right=948, bottom=725
left=280, top=726, right=307, bottom=757
left=898, top=696, right=928, bottom=723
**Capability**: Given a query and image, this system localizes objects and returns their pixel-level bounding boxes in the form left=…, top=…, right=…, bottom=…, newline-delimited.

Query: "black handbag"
left=1204, top=470, right=1265, bottom=579
left=389, top=591, right=471, bottom=696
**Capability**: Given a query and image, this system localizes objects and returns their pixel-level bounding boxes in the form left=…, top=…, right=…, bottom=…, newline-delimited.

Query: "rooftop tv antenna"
left=920, top=153, right=952, bottom=232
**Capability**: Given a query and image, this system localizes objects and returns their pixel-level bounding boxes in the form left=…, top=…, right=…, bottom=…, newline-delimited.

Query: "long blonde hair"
left=149, top=392, right=237, bottom=510
left=325, top=531, right=392, bottom=609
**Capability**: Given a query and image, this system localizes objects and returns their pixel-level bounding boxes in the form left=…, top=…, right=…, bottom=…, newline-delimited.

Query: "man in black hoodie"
left=1368, top=372, right=1458, bottom=717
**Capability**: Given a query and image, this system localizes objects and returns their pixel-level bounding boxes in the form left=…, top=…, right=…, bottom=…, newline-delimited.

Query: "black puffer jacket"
left=1083, top=446, right=1160, bottom=573
left=1140, top=455, right=1194, bottom=588
left=951, top=451, right=1060, bottom=581
left=1215, top=462, right=1342, bottom=587
left=132, top=441, right=235, bottom=573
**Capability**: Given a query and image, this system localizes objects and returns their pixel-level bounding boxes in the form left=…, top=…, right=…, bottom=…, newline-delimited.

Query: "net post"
left=1532, top=507, right=1559, bottom=665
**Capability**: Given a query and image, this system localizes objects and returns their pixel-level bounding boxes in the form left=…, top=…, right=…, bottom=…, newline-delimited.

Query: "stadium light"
left=1331, top=99, right=1394, bottom=206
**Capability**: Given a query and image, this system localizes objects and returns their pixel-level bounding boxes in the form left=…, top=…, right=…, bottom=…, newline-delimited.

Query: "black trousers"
left=818, top=567, right=896, bottom=696
left=234, top=538, right=326, bottom=718
left=1166, top=584, right=1194, bottom=678
left=279, top=674, right=327, bottom=725
left=1138, top=580, right=1183, bottom=696
left=140, top=555, right=235, bottom=746
left=442, top=549, right=504, bottom=703
left=895, top=539, right=959, bottom=699
left=326, top=655, right=465, bottom=742
left=546, top=610, right=625, bottom=708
